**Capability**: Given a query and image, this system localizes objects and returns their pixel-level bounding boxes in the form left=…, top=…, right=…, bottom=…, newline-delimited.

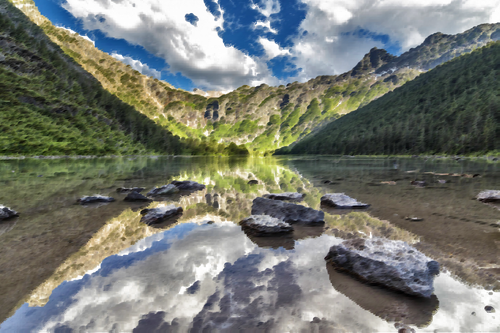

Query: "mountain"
left=281, top=41, right=500, bottom=156
left=7, top=0, right=500, bottom=155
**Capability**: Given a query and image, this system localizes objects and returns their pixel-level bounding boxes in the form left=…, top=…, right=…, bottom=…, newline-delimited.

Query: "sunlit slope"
left=0, top=0, right=187, bottom=155
left=9, top=0, right=500, bottom=153
left=284, top=42, right=500, bottom=155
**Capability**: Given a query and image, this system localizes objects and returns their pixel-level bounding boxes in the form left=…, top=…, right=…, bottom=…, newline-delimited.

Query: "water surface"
left=0, top=156, right=498, bottom=332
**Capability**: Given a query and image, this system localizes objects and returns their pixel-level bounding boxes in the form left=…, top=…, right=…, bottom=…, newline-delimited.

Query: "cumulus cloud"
left=111, top=52, right=161, bottom=79
left=62, top=0, right=277, bottom=91
left=288, top=0, right=500, bottom=81
left=259, top=37, right=290, bottom=59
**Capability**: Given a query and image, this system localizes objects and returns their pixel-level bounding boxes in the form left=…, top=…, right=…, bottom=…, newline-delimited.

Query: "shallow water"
left=0, top=156, right=498, bottom=332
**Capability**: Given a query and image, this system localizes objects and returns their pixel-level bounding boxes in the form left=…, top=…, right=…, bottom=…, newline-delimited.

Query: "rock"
left=140, top=205, right=183, bottom=225
left=77, top=195, right=115, bottom=205
left=251, top=197, right=324, bottom=225
left=477, top=190, right=500, bottom=202
left=437, top=179, right=447, bottom=184
left=325, top=238, right=440, bottom=298
left=320, top=193, right=370, bottom=209
left=116, top=187, right=145, bottom=193
left=263, top=192, right=305, bottom=201
left=485, top=305, right=495, bottom=313
left=240, top=215, right=293, bottom=236
left=0, top=205, right=19, bottom=220
left=405, top=216, right=424, bottom=222
left=381, top=181, right=396, bottom=185
left=248, top=180, right=259, bottom=185
left=171, top=180, right=205, bottom=191
left=410, top=180, right=426, bottom=187
left=147, top=184, right=179, bottom=196
left=124, top=191, right=152, bottom=202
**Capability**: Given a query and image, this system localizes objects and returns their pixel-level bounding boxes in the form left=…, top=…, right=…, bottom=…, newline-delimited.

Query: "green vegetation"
left=282, top=42, right=500, bottom=155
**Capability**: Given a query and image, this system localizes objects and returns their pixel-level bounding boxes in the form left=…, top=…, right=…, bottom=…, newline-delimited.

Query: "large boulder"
left=124, top=191, right=152, bottom=202
left=477, top=190, right=500, bottom=202
left=263, top=192, right=305, bottom=201
left=116, top=187, right=145, bottom=193
left=140, top=205, right=183, bottom=225
left=147, top=184, right=179, bottom=196
left=251, top=197, right=324, bottom=225
left=77, top=195, right=115, bottom=205
left=0, top=205, right=19, bottom=220
left=171, top=180, right=205, bottom=191
left=325, top=238, right=439, bottom=298
left=321, top=193, right=369, bottom=209
left=240, top=215, right=293, bottom=236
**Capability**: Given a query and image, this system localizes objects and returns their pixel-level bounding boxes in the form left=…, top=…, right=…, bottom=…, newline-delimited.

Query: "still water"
left=0, top=156, right=498, bottom=332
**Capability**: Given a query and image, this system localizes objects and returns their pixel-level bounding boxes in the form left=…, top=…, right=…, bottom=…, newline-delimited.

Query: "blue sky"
left=32, top=0, right=500, bottom=91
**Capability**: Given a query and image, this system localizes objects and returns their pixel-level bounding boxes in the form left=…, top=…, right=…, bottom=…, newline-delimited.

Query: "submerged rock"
left=325, top=238, right=439, bottom=298
left=171, top=180, right=205, bottom=191
left=0, top=205, right=19, bottom=220
left=320, top=193, right=370, bottom=209
left=116, top=187, right=145, bottom=193
left=77, top=195, right=115, bottom=205
left=124, top=191, right=152, bottom=202
left=477, top=190, right=500, bottom=202
left=240, top=215, right=293, bottom=236
left=140, top=205, right=183, bottom=225
left=251, top=197, right=324, bottom=225
left=263, top=192, right=305, bottom=201
left=147, top=184, right=179, bottom=196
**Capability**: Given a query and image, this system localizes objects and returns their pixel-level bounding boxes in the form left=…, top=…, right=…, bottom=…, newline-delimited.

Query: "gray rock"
left=477, top=190, right=500, bottom=202
left=124, top=191, right=152, bottom=202
left=140, top=205, right=183, bottom=225
left=240, top=215, right=293, bottom=236
left=147, top=184, right=179, bottom=196
left=116, top=187, right=145, bottom=193
left=325, top=238, right=439, bottom=298
left=485, top=305, right=495, bottom=313
left=263, top=192, right=305, bottom=201
left=77, top=195, right=115, bottom=205
left=171, top=180, right=205, bottom=191
left=320, top=193, right=370, bottom=209
left=251, top=197, right=324, bottom=225
left=0, top=205, right=19, bottom=220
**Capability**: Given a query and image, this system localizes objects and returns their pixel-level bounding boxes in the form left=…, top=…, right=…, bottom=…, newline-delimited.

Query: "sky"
left=34, top=0, right=500, bottom=92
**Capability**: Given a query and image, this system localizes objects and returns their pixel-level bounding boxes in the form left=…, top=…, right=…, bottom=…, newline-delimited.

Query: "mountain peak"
left=351, top=47, right=396, bottom=76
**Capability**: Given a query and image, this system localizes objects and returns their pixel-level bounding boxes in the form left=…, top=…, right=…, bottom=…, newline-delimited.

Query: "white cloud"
left=111, top=52, right=161, bottom=79
left=259, top=37, right=290, bottom=59
left=288, top=0, right=500, bottom=81
left=62, top=0, right=277, bottom=91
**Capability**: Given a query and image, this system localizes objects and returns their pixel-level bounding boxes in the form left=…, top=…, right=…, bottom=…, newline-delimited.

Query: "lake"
left=0, top=156, right=498, bottom=332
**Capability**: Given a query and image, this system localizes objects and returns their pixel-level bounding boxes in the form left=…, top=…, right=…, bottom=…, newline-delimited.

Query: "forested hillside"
left=9, top=0, right=500, bottom=155
left=0, top=0, right=252, bottom=156
left=282, top=42, right=500, bottom=156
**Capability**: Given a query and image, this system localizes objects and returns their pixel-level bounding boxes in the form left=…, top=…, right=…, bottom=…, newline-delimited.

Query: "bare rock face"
left=263, top=192, right=305, bottom=201
left=140, top=205, right=183, bottom=225
left=77, top=195, right=115, bottom=205
left=477, top=190, right=500, bottom=202
left=0, top=205, right=19, bottom=220
left=170, top=181, right=205, bottom=191
left=240, top=215, right=293, bottom=236
left=320, top=193, right=369, bottom=209
left=251, top=197, right=324, bottom=225
left=147, top=184, right=179, bottom=196
left=124, top=191, right=152, bottom=202
left=325, top=238, right=439, bottom=298
left=116, top=187, right=145, bottom=193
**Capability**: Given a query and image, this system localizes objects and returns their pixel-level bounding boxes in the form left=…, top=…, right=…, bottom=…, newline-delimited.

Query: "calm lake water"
left=0, top=156, right=499, bottom=332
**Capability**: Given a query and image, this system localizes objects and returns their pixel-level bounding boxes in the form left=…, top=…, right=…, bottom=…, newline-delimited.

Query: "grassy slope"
left=284, top=42, right=500, bottom=156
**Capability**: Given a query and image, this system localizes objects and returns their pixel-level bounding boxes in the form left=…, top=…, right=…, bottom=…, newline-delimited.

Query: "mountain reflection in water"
left=0, top=156, right=499, bottom=332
